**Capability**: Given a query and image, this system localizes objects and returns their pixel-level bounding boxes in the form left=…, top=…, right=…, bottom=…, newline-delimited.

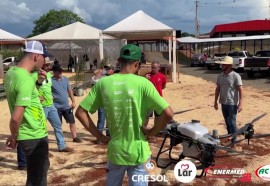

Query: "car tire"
left=247, top=71, right=255, bottom=78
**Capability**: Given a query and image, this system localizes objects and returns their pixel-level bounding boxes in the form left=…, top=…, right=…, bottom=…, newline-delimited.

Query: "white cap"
left=24, top=41, right=52, bottom=57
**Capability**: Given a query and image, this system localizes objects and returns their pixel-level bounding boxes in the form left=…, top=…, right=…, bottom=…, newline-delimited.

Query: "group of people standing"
left=4, top=40, right=243, bottom=186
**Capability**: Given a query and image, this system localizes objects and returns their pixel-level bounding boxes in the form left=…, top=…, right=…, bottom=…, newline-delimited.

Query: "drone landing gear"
left=156, top=134, right=184, bottom=169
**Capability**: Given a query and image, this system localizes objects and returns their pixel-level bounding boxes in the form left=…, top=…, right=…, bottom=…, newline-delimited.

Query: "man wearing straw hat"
left=214, top=56, right=243, bottom=148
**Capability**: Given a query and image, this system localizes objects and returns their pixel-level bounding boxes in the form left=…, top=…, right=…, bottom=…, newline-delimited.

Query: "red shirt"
left=146, top=72, right=167, bottom=96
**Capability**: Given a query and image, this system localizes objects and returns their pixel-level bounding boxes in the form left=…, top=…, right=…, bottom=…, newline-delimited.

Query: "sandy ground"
left=1, top=72, right=270, bottom=186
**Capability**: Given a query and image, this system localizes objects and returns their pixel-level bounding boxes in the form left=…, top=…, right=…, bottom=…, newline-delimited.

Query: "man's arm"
left=142, top=106, right=173, bottom=136
left=6, top=106, right=25, bottom=149
left=162, top=75, right=167, bottom=89
left=237, top=85, right=243, bottom=113
left=75, top=106, right=109, bottom=143
left=214, top=86, right=220, bottom=110
left=68, top=88, right=76, bottom=109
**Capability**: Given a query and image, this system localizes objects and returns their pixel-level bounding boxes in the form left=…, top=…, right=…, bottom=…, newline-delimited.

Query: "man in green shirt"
left=32, top=58, right=73, bottom=152
left=4, top=40, right=50, bottom=186
left=75, top=44, right=173, bottom=186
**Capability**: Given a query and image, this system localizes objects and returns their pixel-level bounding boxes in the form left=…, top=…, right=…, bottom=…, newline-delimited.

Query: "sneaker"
left=18, top=166, right=27, bottom=171
left=73, top=137, right=82, bottom=143
left=58, top=147, right=74, bottom=152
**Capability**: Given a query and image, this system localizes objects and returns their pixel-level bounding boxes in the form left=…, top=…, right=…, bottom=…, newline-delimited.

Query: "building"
left=210, top=19, right=270, bottom=38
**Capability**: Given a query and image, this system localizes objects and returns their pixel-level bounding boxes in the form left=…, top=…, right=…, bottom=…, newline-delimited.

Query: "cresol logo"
left=255, top=164, right=270, bottom=181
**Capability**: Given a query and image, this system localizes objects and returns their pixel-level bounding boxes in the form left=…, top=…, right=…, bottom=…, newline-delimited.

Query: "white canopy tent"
left=103, top=10, right=177, bottom=83
left=0, top=29, right=25, bottom=41
left=28, top=22, right=118, bottom=66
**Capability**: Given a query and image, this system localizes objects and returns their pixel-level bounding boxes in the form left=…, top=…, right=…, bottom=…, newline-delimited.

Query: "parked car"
left=206, top=53, right=226, bottom=70
left=3, top=57, right=16, bottom=71
left=244, top=50, right=270, bottom=78
left=191, top=53, right=206, bottom=67
left=227, top=51, right=251, bottom=72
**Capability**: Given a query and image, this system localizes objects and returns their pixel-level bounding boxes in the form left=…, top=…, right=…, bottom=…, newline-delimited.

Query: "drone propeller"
left=174, top=108, right=196, bottom=115
left=252, top=133, right=270, bottom=139
left=215, top=145, right=248, bottom=155
left=231, top=113, right=267, bottom=138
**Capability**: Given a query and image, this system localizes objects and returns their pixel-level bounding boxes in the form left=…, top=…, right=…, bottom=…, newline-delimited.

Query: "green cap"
left=119, top=44, right=142, bottom=61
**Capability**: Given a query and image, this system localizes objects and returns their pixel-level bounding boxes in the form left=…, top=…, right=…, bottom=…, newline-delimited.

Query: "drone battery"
left=182, top=141, right=201, bottom=159
left=177, top=121, right=209, bottom=140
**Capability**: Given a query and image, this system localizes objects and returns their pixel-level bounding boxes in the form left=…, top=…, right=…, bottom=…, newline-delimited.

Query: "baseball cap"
left=104, top=64, right=115, bottom=70
left=52, top=64, right=63, bottom=72
left=24, top=40, right=53, bottom=57
left=119, top=44, right=142, bottom=61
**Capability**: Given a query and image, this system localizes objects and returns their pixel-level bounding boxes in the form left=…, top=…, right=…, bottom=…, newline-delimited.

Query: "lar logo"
left=255, top=164, right=270, bottom=181
left=174, top=160, right=197, bottom=183
left=144, top=160, right=157, bottom=172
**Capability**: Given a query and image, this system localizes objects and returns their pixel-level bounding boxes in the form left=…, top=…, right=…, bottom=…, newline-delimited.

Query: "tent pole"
left=99, top=31, right=104, bottom=61
left=169, top=37, right=172, bottom=65
left=172, top=30, right=177, bottom=83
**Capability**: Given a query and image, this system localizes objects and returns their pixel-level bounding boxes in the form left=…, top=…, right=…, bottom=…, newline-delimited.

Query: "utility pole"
left=195, top=0, right=200, bottom=38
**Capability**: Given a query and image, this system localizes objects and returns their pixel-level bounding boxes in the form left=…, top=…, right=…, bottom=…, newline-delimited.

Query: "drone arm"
left=142, top=106, right=173, bottom=137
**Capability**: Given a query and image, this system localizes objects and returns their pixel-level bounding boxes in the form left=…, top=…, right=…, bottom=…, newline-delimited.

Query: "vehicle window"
left=256, top=51, right=270, bottom=57
left=228, top=52, right=237, bottom=57
left=238, top=52, right=245, bottom=57
left=3, top=58, right=12, bottom=63
left=245, top=52, right=252, bottom=57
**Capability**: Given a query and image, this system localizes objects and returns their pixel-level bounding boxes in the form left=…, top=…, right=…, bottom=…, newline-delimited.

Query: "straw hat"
left=215, top=56, right=233, bottom=65
left=45, top=57, right=54, bottom=64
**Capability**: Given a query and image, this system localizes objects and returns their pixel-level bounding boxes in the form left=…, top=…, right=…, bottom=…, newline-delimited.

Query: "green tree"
left=181, top=32, right=195, bottom=37
left=29, top=9, right=85, bottom=37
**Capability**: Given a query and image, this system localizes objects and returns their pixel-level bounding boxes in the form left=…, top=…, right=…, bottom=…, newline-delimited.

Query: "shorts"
left=146, top=110, right=160, bottom=118
left=57, top=108, right=75, bottom=124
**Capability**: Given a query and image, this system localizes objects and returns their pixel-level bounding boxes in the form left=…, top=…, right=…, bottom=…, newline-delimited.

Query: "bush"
left=0, top=50, right=24, bottom=61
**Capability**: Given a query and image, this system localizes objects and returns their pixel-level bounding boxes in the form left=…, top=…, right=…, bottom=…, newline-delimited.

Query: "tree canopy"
left=181, top=32, right=195, bottom=37
left=29, top=9, right=85, bottom=37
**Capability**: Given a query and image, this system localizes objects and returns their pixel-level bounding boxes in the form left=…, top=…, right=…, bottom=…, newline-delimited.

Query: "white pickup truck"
left=227, top=51, right=251, bottom=72
left=206, top=53, right=226, bottom=70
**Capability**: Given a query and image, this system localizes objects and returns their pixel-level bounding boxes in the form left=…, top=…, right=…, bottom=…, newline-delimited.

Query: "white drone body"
left=166, top=121, right=220, bottom=159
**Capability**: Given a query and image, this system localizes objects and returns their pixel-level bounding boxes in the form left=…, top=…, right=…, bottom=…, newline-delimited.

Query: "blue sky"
left=1, top=0, right=269, bottom=37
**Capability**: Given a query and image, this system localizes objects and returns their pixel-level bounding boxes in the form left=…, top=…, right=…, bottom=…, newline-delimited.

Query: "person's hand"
left=141, top=126, right=151, bottom=136
left=39, top=96, right=44, bottom=102
left=145, top=74, right=151, bottom=79
left=237, top=103, right=243, bottom=113
left=98, top=135, right=110, bottom=145
left=37, top=69, right=47, bottom=83
left=71, top=101, right=76, bottom=109
left=5, top=136, right=17, bottom=150
left=214, top=102, right=218, bottom=110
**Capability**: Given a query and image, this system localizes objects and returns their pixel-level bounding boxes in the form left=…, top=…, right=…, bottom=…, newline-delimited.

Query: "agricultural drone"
left=155, top=113, right=270, bottom=177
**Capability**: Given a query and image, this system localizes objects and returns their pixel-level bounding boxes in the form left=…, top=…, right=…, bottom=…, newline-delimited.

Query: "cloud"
left=56, top=0, right=77, bottom=9
left=0, top=0, right=31, bottom=23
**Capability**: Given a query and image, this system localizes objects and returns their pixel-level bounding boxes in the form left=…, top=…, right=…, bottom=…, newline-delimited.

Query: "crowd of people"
left=4, top=40, right=243, bottom=186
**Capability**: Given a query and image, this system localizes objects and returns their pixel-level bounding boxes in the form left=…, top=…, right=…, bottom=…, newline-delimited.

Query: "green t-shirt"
left=32, top=71, right=53, bottom=107
left=4, top=67, right=47, bottom=141
left=80, top=74, right=169, bottom=165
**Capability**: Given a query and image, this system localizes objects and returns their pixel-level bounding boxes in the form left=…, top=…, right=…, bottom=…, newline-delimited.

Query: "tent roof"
left=177, top=35, right=270, bottom=43
left=28, top=22, right=113, bottom=40
left=0, top=29, right=25, bottom=41
left=103, top=10, right=174, bottom=40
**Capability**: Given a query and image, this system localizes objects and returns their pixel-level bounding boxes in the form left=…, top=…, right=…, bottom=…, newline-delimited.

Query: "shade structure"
left=0, top=29, right=25, bottom=41
left=103, top=10, right=177, bottom=82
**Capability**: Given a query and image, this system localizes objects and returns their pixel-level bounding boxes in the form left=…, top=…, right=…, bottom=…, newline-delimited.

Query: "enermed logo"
left=174, top=160, right=197, bottom=183
left=131, top=160, right=168, bottom=182
left=255, top=164, right=270, bottom=181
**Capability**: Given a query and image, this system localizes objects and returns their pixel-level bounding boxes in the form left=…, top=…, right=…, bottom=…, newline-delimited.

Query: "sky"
left=1, top=0, right=270, bottom=37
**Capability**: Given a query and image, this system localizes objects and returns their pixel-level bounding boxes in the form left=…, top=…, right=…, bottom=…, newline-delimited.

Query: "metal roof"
left=177, top=35, right=270, bottom=43
left=210, top=20, right=270, bottom=36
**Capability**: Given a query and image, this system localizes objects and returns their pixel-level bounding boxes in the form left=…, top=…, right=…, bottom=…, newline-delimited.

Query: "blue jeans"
left=106, top=159, right=149, bottom=186
left=97, top=108, right=106, bottom=131
left=17, top=144, right=26, bottom=167
left=44, top=105, right=66, bottom=150
left=221, top=104, right=238, bottom=142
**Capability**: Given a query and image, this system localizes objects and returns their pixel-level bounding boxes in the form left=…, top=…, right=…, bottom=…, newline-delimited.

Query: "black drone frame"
left=155, top=113, right=270, bottom=178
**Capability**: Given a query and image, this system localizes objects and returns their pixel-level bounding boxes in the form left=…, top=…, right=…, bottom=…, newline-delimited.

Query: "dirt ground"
left=1, top=72, right=270, bottom=186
